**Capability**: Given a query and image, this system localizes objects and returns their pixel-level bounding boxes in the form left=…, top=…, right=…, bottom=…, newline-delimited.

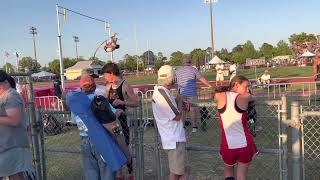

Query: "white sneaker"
left=192, top=127, right=198, bottom=133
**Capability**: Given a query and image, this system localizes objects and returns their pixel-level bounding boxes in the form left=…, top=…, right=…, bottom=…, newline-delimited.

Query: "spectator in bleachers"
left=0, top=70, right=34, bottom=180
left=260, top=70, right=271, bottom=85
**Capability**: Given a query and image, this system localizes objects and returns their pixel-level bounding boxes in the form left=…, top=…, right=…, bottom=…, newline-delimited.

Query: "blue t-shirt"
left=175, top=65, right=202, bottom=97
left=70, top=85, right=116, bottom=137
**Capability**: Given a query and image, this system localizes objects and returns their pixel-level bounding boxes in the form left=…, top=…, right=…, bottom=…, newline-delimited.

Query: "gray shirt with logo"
left=0, top=88, right=29, bottom=153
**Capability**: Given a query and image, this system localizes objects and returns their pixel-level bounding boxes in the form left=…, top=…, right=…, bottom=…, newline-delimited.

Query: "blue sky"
left=1, top=0, right=319, bottom=66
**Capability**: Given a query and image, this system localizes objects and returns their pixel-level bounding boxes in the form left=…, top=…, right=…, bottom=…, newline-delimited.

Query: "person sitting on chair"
left=260, top=70, right=271, bottom=85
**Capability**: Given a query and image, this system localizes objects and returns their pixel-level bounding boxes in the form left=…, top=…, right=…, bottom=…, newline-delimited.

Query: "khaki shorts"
left=182, top=96, right=198, bottom=108
left=216, top=73, right=224, bottom=81
left=167, top=142, right=187, bottom=175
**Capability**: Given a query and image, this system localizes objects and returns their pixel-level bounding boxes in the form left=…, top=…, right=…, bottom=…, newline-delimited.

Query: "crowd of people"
left=0, top=55, right=259, bottom=180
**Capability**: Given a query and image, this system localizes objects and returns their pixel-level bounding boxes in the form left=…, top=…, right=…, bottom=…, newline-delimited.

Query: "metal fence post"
left=132, top=108, right=139, bottom=180
left=37, top=108, right=47, bottom=180
left=281, top=96, right=288, bottom=180
left=154, top=122, right=163, bottom=180
left=138, top=103, right=144, bottom=180
left=291, top=101, right=301, bottom=180
left=26, top=75, right=42, bottom=180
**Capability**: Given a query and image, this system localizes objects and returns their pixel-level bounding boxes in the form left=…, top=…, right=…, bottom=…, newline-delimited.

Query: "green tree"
left=2, top=63, right=14, bottom=73
left=169, top=51, right=184, bottom=66
left=48, top=58, right=78, bottom=75
left=120, top=54, right=143, bottom=72
left=190, top=48, right=206, bottom=67
left=289, top=32, right=317, bottom=44
left=242, top=40, right=259, bottom=59
left=142, top=51, right=156, bottom=66
left=259, top=43, right=274, bottom=59
left=274, top=40, right=291, bottom=56
left=231, top=44, right=245, bottom=64
left=19, top=56, right=41, bottom=72
left=154, top=59, right=165, bottom=70
left=219, top=48, right=232, bottom=62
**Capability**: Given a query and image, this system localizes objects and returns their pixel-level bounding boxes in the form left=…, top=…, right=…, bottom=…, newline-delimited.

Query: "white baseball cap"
left=158, top=65, right=174, bottom=81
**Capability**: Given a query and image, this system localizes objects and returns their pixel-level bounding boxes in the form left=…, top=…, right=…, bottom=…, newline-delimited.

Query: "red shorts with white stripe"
left=220, top=143, right=258, bottom=166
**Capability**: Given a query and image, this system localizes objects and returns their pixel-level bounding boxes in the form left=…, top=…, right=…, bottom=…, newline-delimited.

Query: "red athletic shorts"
left=220, top=143, right=258, bottom=166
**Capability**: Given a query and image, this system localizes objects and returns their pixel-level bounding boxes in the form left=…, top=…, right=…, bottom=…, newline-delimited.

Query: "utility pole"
left=73, top=36, right=79, bottom=60
left=56, top=4, right=65, bottom=90
left=134, top=24, right=139, bottom=76
left=30, top=27, right=38, bottom=65
left=15, top=52, right=20, bottom=72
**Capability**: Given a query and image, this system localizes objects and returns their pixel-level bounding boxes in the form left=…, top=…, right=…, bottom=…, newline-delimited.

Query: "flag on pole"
left=63, top=8, right=67, bottom=23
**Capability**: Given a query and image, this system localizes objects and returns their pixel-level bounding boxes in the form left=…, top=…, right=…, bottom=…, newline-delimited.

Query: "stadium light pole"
left=73, top=36, right=79, bottom=60
left=30, top=27, right=38, bottom=68
left=56, top=4, right=65, bottom=90
left=15, top=52, right=21, bottom=72
left=204, top=0, right=216, bottom=57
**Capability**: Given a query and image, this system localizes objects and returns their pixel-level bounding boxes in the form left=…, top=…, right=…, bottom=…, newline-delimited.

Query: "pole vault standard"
left=55, top=4, right=112, bottom=89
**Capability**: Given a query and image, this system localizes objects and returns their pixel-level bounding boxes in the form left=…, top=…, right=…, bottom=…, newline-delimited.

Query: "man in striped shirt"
left=175, top=55, right=212, bottom=132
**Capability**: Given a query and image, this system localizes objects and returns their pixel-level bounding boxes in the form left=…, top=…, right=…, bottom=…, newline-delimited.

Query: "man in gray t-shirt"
left=0, top=70, right=33, bottom=179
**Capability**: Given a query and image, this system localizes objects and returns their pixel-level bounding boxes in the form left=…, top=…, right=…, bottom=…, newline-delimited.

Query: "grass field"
left=33, top=66, right=313, bottom=88
left=125, top=66, right=313, bottom=85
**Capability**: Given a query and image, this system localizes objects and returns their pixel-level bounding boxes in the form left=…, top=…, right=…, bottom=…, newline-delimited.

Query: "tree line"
left=4, top=32, right=318, bottom=74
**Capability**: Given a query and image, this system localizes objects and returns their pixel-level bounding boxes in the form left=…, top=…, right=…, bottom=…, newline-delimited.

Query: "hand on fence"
left=115, top=109, right=124, bottom=118
left=112, top=99, right=125, bottom=106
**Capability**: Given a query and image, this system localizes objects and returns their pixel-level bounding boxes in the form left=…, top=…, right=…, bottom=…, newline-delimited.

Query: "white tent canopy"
left=31, top=71, right=56, bottom=78
left=301, top=50, right=315, bottom=57
left=208, top=55, right=226, bottom=65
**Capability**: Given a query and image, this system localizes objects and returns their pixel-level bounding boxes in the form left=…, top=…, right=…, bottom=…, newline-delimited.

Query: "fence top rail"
left=301, top=111, right=320, bottom=117
left=39, top=110, right=70, bottom=114
left=35, top=96, right=60, bottom=99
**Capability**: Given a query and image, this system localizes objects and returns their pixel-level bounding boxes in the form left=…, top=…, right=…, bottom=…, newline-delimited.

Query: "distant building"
left=65, top=60, right=102, bottom=80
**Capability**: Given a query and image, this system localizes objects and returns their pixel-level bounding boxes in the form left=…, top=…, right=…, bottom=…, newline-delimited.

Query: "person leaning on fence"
left=214, top=75, right=258, bottom=180
left=152, top=65, right=189, bottom=180
left=102, top=62, right=139, bottom=180
left=66, top=75, right=124, bottom=180
left=0, top=70, right=35, bottom=180
left=175, top=54, right=212, bottom=133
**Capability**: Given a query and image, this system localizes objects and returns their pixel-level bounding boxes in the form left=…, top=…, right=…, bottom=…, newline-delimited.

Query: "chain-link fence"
left=37, top=102, right=145, bottom=180
left=141, top=89, right=288, bottom=180
left=301, top=105, right=320, bottom=180
left=14, top=77, right=320, bottom=180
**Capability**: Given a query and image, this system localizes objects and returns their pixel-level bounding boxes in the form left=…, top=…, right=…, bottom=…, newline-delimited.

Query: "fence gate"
left=300, top=105, right=320, bottom=180
left=143, top=96, right=288, bottom=180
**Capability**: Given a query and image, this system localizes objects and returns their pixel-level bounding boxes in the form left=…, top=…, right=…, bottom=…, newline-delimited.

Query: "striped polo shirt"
left=175, top=65, right=201, bottom=97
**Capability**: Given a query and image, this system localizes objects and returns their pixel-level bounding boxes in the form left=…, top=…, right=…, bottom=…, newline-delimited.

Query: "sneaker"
left=192, top=127, right=198, bottom=133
